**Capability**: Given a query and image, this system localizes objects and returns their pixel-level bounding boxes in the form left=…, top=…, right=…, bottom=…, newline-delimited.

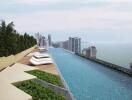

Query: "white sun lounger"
left=34, top=53, right=50, bottom=58
left=33, top=52, right=49, bottom=55
left=38, top=47, right=47, bottom=52
left=29, top=58, right=53, bottom=65
left=31, top=56, right=52, bottom=62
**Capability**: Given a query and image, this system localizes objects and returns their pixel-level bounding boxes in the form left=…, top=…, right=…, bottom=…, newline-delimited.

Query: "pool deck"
left=0, top=63, right=38, bottom=100
left=0, top=78, right=32, bottom=100
left=18, top=50, right=59, bottom=75
left=0, top=48, right=59, bottom=100
left=0, top=63, right=38, bottom=83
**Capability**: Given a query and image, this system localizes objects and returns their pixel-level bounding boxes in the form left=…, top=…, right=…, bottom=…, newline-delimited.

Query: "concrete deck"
left=0, top=78, right=32, bottom=100
left=0, top=48, right=61, bottom=100
left=18, top=53, right=59, bottom=75
left=0, top=63, right=38, bottom=83
left=37, top=64, right=59, bottom=75
left=0, top=63, right=38, bottom=100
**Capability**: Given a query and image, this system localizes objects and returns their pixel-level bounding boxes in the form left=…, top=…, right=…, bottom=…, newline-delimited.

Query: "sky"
left=0, top=0, right=132, bottom=43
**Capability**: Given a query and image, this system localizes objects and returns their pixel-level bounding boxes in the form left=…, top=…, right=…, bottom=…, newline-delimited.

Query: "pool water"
left=49, top=48, right=132, bottom=100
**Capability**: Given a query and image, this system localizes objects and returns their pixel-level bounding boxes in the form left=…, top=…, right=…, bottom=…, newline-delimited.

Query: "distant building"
left=52, top=41, right=63, bottom=48
left=58, top=41, right=63, bottom=48
left=52, top=36, right=81, bottom=53
left=82, top=46, right=97, bottom=58
left=48, top=34, right=52, bottom=46
left=62, top=40, right=69, bottom=50
left=35, top=33, right=41, bottom=46
left=129, top=62, right=132, bottom=69
left=68, top=37, right=72, bottom=51
left=38, top=36, right=47, bottom=47
left=68, top=37, right=81, bottom=54
left=82, top=48, right=87, bottom=56
left=52, top=42, right=60, bottom=48
left=35, top=33, right=47, bottom=48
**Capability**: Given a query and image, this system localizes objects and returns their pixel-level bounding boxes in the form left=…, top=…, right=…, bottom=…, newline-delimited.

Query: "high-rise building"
left=82, top=46, right=97, bottom=58
left=74, top=37, right=81, bottom=53
left=38, top=36, right=47, bottom=47
left=35, top=33, right=47, bottom=48
left=48, top=34, right=52, bottom=46
left=129, top=62, right=132, bottom=69
left=68, top=37, right=72, bottom=51
left=62, top=40, right=69, bottom=50
left=68, top=37, right=81, bottom=54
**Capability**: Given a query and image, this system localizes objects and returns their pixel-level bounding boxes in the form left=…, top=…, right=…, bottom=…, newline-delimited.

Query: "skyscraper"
left=68, top=37, right=81, bottom=54
left=82, top=46, right=97, bottom=58
left=75, top=37, right=81, bottom=54
left=48, top=34, right=52, bottom=46
left=62, top=40, right=69, bottom=50
left=35, top=33, right=47, bottom=47
left=39, top=36, right=47, bottom=47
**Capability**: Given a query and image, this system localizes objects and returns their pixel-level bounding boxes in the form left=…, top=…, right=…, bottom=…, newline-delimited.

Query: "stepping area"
left=0, top=48, right=60, bottom=100
left=0, top=63, right=38, bottom=100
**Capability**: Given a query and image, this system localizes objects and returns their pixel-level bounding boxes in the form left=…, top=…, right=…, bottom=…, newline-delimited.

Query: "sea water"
left=82, top=43, right=132, bottom=68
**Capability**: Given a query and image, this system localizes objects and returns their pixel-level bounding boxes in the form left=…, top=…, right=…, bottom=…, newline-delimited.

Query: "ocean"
left=82, top=43, right=132, bottom=69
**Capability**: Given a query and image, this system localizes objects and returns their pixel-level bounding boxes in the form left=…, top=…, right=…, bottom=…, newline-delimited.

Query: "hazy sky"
left=0, top=0, right=132, bottom=42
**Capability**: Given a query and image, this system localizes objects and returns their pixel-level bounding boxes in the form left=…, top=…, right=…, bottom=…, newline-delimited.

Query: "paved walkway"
left=0, top=63, right=38, bottom=100
left=0, top=49, right=60, bottom=100
left=18, top=52, right=59, bottom=75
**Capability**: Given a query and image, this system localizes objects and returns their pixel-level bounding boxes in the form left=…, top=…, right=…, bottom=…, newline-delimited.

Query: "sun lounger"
left=38, top=47, right=47, bottom=52
left=31, top=56, right=52, bottom=62
left=29, top=58, right=53, bottom=65
left=34, top=53, right=50, bottom=58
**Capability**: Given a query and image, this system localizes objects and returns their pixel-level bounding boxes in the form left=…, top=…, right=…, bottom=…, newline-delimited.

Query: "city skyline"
left=0, top=0, right=132, bottom=43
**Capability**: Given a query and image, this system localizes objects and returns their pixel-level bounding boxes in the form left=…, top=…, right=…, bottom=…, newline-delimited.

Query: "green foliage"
left=0, top=20, right=36, bottom=57
left=26, top=70, right=64, bottom=87
left=14, top=80, right=65, bottom=100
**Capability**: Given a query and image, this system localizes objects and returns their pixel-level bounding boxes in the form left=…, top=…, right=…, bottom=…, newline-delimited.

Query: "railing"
left=0, top=46, right=36, bottom=70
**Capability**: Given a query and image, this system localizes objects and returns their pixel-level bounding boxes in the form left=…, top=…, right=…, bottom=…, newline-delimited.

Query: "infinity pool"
left=49, top=48, right=132, bottom=100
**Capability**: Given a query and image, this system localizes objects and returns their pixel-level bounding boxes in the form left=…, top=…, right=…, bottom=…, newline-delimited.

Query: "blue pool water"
left=49, top=48, right=132, bottom=100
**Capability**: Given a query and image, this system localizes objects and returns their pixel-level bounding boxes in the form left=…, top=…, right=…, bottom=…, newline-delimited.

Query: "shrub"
left=14, top=80, right=65, bottom=100
left=26, top=70, right=64, bottom=87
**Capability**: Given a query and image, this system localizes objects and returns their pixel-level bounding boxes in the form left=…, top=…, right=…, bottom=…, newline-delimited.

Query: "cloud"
left=7, top=0, right=132, bottom=6
left=8, top=7, right=131, bottom=33
left=14, top=0, right=63, bottom=5
left=1, top=0, right=132, bottom=14
left=1, top=0, right=132, bottom=42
